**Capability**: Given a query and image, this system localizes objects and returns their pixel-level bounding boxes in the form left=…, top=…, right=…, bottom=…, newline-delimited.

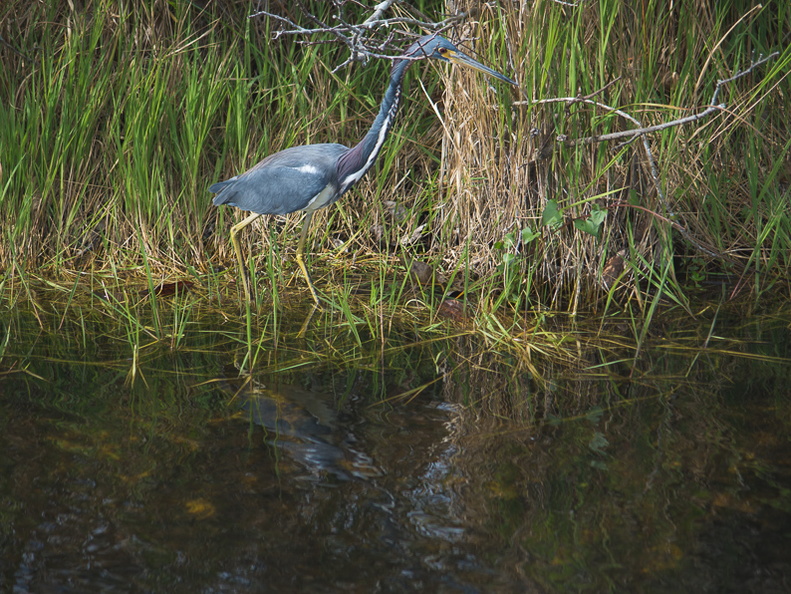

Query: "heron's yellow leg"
left=295, top=211, right=320, bottom=304
left=229, top=212, right=262, bottom=302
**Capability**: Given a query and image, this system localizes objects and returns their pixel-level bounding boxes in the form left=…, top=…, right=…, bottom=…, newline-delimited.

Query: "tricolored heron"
left=210, top=34, right=517, bottom=303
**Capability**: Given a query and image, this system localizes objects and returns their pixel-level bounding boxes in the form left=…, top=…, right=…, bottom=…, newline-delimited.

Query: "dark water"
left=1, top=297, right=790, bottom=593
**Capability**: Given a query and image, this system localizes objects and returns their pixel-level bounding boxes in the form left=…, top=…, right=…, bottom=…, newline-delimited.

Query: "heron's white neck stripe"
left=339, top=85, right=401, bottom=193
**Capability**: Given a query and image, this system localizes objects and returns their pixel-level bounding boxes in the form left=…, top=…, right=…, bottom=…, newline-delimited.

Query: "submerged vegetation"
left=0, top=1, right=789, bottom=351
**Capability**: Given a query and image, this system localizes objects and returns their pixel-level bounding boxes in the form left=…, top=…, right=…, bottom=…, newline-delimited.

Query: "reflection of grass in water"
left=6, top=277, right=789, bottom=416
left=3, top=283, right=791, bottom=592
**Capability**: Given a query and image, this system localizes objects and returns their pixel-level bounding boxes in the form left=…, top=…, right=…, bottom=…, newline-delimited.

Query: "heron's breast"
left=303, top=183, right=339, bottom=212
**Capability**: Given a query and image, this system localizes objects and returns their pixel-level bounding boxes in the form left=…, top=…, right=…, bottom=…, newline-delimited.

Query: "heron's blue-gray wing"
left=210, top=144, right=349, bottom=215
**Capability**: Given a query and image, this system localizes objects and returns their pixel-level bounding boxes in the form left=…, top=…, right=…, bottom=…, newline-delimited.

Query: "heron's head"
left=407, top=35, right=517, bottom=86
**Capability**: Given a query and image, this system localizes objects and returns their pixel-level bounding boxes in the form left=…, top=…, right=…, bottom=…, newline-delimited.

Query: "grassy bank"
left=1, top=0, right=789, bottom=327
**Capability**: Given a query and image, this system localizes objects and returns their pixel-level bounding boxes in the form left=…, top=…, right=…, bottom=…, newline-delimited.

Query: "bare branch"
left=514, top=51, right=781, bottom=216
left=248, top=2, right=466, bottom=70
left=710, top=51, right=779, bottom=103
left=523, top=52, right=780, bottom=145
left=361, top=0, right=400, bottom=26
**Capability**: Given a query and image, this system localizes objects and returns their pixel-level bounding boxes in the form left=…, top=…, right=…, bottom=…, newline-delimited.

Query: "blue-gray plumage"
left=210, top=34, right=517, bottom=303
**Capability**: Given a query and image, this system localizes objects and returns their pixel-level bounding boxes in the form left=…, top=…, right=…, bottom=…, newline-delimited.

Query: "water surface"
left=1, top=298, right=789, bottom=592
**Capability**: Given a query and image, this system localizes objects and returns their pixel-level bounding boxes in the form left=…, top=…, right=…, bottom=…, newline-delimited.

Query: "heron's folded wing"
left=211, top=164, right=334, bottom=215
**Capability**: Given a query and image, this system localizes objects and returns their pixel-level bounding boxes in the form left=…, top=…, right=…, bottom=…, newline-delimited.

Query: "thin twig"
left=249, top=2, right=466, bottom=70
left=515, top=51, right=780, bottom=217
left=516, top=52, right=779, bottom=148
left=361, top=0, right=400, bottom=26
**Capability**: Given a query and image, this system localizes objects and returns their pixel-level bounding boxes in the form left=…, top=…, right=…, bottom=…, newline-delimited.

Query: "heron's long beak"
left=448, top=50, right=517, bottom=86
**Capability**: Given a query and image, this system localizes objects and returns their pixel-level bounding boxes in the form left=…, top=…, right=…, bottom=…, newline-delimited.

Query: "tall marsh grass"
left=1, top=0, right=789, bottom=326
left=441, top=1, right=790, bottom=312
